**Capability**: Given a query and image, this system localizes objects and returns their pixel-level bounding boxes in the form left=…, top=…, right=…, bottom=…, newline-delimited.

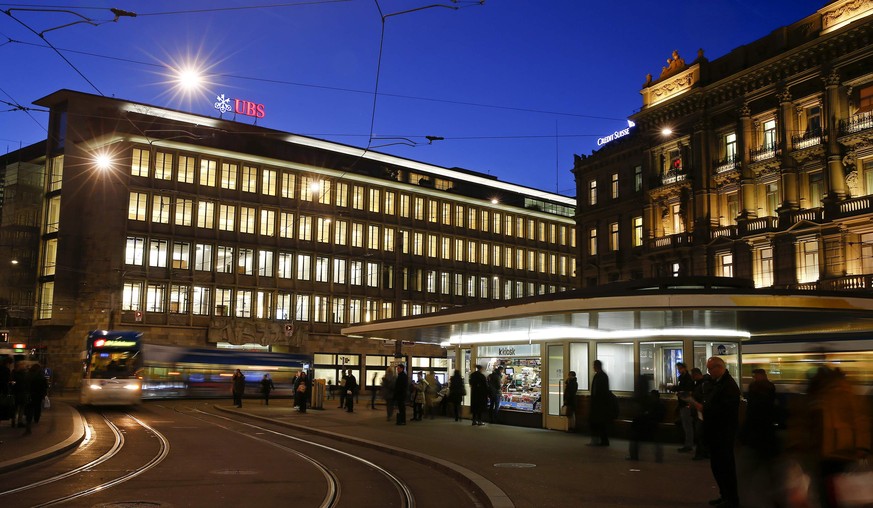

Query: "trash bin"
left=311, top=379, right=326, bottom=409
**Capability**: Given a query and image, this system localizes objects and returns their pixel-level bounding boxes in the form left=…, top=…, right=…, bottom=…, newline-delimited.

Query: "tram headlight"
left=123, top=383, right=141, bottom=391
left=89, top=384, right=103, bottom=390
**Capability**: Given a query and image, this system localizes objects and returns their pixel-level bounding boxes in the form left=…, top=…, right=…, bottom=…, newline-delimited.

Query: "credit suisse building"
left=0, top=90, right=576, bottom=386
left=574, top=1, right=873, bottom=290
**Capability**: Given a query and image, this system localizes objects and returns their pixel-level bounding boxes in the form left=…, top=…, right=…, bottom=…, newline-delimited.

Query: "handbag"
left=831, top=458, right=873, bottom=506
left=296, top=384, right=306, bottom=393
left=43, top=396, right=51, bottom=409
left=559, top=405, right=567, bottom=416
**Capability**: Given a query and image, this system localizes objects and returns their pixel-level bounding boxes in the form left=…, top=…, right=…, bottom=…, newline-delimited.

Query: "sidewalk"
left=0, top=395, right=86, bottom=474
left=1, top=398, right=774, bottom=507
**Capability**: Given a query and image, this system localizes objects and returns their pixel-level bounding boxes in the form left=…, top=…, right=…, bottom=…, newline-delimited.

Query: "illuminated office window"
left=218, top=204, right=235, bottom=231
left=260, top=209, right=275, bottom=236
left=258, top=250, right=274, bottom=277
left=632, top=216, right=643, bottom=247
left=505, top=247, right=513, bottom=269
left=455, top=205, right=464, bottom=227
left=221, top=162, right=238, bottom=189
left=385, top=191, right=396, bottom=215
left=399, top=194, right=410, bottom=217
left=317, top=180, right=331, bottom=204
left=279, top=212, right=294, bottom=239
left=609, top=222, right=619, bottom=251
left=332, top=298, right=346, bottom=324
left=276, top=293, right=292, bottom=320
left=467, top=240, right=477, bottom=263
left=262, top=168, right=277, bottom=196
left=316, top=217, right=331, bottom=243
left=295, top=294, right=310, bottom=322
left=351, top=223, right=364, bottom=248
left=366, top=262, right=379, bottom=287
left=333, top=258, right=347, bottom=284
left=278, top=252, right=293, bottom=279
left=384, top=227, right=395, bottom=252
left=369, top=225, right=381, bottom=250
left=216, top=246, right=234, bottom=273
left=199, top=158, right=217, bottom=187
left=237, top=248, right=254, bottom=275
left=192, top=286, right=211, bottom=315
left=194, top=244, right=213, bottom=271
left=125, top=237, right=145, bottom=265
left=797, top=238, right=820, bottom=283
left=493, top=245, right=501, bottom=267
left=717, top=252, right=733, bottom=278
left=468, top=208, right=477, bottom=230
left=152, top=195, right=171, bottom=224
left=441, top=237, right=451, bottom=260
left=334, top=220, right=348, bottom=245
left=414, top=197, right=424, bottom=220
left=122, top=282, right=142, bottom=311
left=413, top=232, right=424, bottom=256
left=611, top=173, right=619, bottom=199
left=369, top=188, right=381, bottom=213
left=172, top=242, right=190, bottom=270
left=296, top=254, right=311, bottom=281
left=255, top=291, right=272, bottom=319
left=298, top=216, right=313, bottom=241
left=146, top=284, right=165, bottom=313
left=589, top=228, right=597, bottom=255
left=241, top=165, right=258, bottom=193
left=280, top=172, right=296, bottom=198
left=481, top=210, right=489, bottom=232
left=149, top=239, right=169, bottom=268
left=352, top=185, right=365, bottom=210
left=315, top=256, right=329, bottom=282
left=175, top=198, right=193, bottom=226
left=493, top=213, right=501, bottom=234
left=128, top=192, right=148, bottom=221
left=427, top=234, right=438, bottom=258
left=177, top=155, right=195, bottom=184
left=455, top=239, right=464, bottom=261
left=588, top=180, right=597, bottom=205
left=336, top=182, right=348, bottom=207
left=752, top=246, right=774, bottom=288
left=131, top=148, right=149, bottom=177
left=239, top=206, right=256, bottom=234
left=350, top=261, right=363, bottom=286
left=169, top=285, right=189, bottom=314
left=155, top=151, right=173, bottom=180
left=235, top=290, right=253, bottom=318
left=313, top=295, right=329, bottom=323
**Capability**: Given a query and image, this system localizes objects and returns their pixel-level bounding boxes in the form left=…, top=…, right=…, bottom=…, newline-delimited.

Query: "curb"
left=216, top=405, right=514, bottom=508
left=0, top=402, right=87, bottom=474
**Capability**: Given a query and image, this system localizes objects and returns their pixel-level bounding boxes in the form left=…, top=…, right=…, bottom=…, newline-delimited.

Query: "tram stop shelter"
left=342, top=278, right=873, bottom=430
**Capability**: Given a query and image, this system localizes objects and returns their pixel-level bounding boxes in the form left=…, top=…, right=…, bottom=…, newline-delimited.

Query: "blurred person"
left=424, top=370, right=439, bottom=419
left=381, top=366, right=396, bottom=421
left=627, top=378, right=665, bottom=463
left=294, top=371, right=308, bottom=413
left=411, top=372, right=426, bottom=421
left=338, top=371, right=348, bottom=409
left=370, top=372, right=380, bottom=410
left=345, top=370, right=357, bottom=413
left=28, top=364, right=49, bottom=425
left=740, top=368, right=777, bottom=456
left=671, top=361, right=695, bottom=452
left=588, top=359, right=614, bottom=446
left=469, top=364, right=488, bottom=426
left=326, top=379, right=334, bottom=400
left=689, top=356, right=741, bottom=508
left=0, top=356, right=12, bottom=422
left=448, top=369, right=466, bottom=422
left=231, top=369, right=245, bottom=408
left=487, top=366, right=504, bottom=423
left=394, top=364, right=409, bottom=425
left=260, top=374, right=275, bottom=406
left=563, top=370, right=579, bottom=432
left=800, top=366, right=871, bottom=508
left=11, top=361, right=31, bottom=432
left=690, top=367, right=711, bottom=460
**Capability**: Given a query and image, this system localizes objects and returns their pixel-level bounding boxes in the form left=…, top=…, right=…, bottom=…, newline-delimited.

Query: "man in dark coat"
left=588, top=359, right=613, bottom=446
left=28, top=364, right=49, bottom=427
left=469, top=364, right=488, bottom=426
left=487, top=366, right=503, bottom=423
left=563, top=371, right=579, bottom=432
left=672, top=362, right=695, bottom=452
left=691, top=356, right=741, bottom=508
left=345, top=370, right=358, bottom=413
left=393, top=364, right=409, bottom=425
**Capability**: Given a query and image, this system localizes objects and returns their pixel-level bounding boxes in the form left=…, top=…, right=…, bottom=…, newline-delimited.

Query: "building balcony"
left=646, top=232, right=693, bottom=250
left=749, top=144, right=776, bottom=162
left=791, top=129, right=823, bottom=150
left=713, top=155, right=739, bottom=174
left=840, top=111, right=873, bottom=136
left=783, top=207, right=824, bottom=226
left=790, top=275, right=873, bottom=292
left=710, top=225, right=737, bottom=240
left=660, top=169, right=686, bottom=186
left=738, top=216, right=777, bottom=236
left=832, top=194, right=873, bottom=220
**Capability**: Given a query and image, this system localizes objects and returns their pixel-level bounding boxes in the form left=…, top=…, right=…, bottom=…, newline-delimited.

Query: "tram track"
left=0, top=410, right=170, bottom=507
left=183, top=407, right=415, bottom=508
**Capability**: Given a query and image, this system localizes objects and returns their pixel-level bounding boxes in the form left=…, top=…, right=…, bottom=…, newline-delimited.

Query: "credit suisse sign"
left=213, top=93, right=266, bottom=119
left=597, top=119, right=636, bottom=146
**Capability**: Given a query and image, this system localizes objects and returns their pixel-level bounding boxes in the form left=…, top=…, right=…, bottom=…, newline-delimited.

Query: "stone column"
left=778, top=89, right=799, bottom=210
left=738, top=103, right=757, bottom=219
left=824, top=70, right=846, bottom=200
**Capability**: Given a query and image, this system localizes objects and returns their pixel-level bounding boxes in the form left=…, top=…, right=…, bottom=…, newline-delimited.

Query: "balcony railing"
left=713, top=154, right=739, bottom=174
left=661, top=169, right=686, bottom=185
left=750, top=144, right=776, bottom=162
left=840, top=110, right=873, bottom=136
left=838, top=195, right=873, bottom=216
left=711, top=225, right=737, bottom=239
left=791, top=275, right=873, bottom=292
left=791, top=129, right=823, bottom=150
left=647, top=232, right=693, bottom=250
left=784, top=208, right=823, bottom=225
left=739, top=216, right=777, bottom=235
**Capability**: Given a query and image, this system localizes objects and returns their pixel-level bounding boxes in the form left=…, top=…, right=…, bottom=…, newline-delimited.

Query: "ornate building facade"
left=574, top=1, right=873, bottom=290
left=1, top=90, right=576, bottom=385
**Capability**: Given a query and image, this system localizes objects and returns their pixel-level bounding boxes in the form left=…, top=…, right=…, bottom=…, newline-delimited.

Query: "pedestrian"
left=469, top=364, right=488, bottom=426
left=448, top=369, right=466, bottom=422
left=381, top=366, right=396, bottom=421
left=260, top=374, right=275, bottom=405
left=394, top=364, right=409, bottom=425
left=411, top=372, right=426, bottom=421
left=588, top=359, right=614, bottom=446
left=370, top=372, right=379, bottom=410
left=345, top=370, right=357, bottom=413
left=231, top=369, right=245, bottom=408
left=690, top=367, right=711, bottom=460
left=627, top=375, right=664, bottom=462
left=327, top=379, right=334, bottom=400
left=486, top=366, right=503, bottom=423
left=689, top=356, right=741, bottom=508
left=294, top=371, right=307, bottom=413
left=28, top=364, right=49, bottom=425
left=563, top=370, right=578, bottom=432
left=739, top=368, right=777, bottom=456
left=671, top=361, right=695, bottom=453
left=0, top=356, right=12, bottom=423
left=338, top=371, right=348, bottom=409
left=424, top=370, right=439, bottom=419
left=11, top=361, right=31, bottom=432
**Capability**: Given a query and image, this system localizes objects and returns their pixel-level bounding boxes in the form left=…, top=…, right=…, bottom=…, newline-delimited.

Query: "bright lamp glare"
left=661, top=127, right=673, bottom=136
left=178, top=68, right=202, bottom=90
left=95, top=154, right=112, bottom=170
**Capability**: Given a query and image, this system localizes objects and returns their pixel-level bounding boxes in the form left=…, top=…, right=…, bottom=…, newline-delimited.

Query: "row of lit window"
left=130, top=148, right=573, bottom=243
left=116, top=279, right=569, bottom=322
left=124, top=237, right=576, bottom=277
left=587, top=217, right=644, bottom=255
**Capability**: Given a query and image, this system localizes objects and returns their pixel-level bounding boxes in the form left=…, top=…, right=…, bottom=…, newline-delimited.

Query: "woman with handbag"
left=563, top=371, right=578, bottom=432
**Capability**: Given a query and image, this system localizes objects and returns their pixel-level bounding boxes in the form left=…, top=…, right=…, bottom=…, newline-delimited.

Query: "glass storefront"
left=694, top=341, right=740, bottom=379
left=640, top=341, right=683, bottom=392
left=478, top=344, right=542, bottom=412
left=594, top=342, right=634, bottom=392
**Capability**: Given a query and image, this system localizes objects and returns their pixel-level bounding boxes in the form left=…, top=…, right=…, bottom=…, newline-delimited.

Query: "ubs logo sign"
left=214, top=93, right=266, bottom=119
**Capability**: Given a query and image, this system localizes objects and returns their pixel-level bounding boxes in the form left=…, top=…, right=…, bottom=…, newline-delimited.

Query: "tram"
left=80, top=330, right=144, bottom=406
left=140, top=343, right=310, bottom=400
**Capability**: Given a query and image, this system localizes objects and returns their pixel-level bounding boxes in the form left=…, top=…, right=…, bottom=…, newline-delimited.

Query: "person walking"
left=739, top=368, right=777, bottom=456
left=11, top=361, right=31, bottom=432
left=345, top=370, right=358, bottom=413
left=448, top=369, right=466, bottom=422
left=469, top=364, right=488, bottom=426
left=294, top=371, right=308, bottom=413
left=689, top=356, right=741, bottom=508
left=627, top=376, right=665, bottom=462
left=28, top=364, right=49, bottom=425
left=424, top=370, right=439, bottom=419
left=381, top=366, right=396, bottom=421
left=672, top=362, right=695, bottom=453
left=487, top=366, right=504, bottom=423
left=394, top=364, right=409, bottom=425
left=588, top=359, right=614, bottom=446
left=260, top=374, right=275, bottom=405
left=411, top=372, right=426, bottom=421
left=231, top=369, right=245, bottom=408
left=338, top=371, right=348, bottom=409
left=563, top=370, right=579, bottom=432
left=690, top=367, right=711, bottom=460
left=370, top=372, right=380, bottom=410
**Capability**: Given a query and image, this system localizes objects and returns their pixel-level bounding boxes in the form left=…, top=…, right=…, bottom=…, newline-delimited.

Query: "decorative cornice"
left=641, top=64, right=700, bottom=108
left=777, top=89, right=793, bottom=104
left=820, top=0, right=873, bottom=35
